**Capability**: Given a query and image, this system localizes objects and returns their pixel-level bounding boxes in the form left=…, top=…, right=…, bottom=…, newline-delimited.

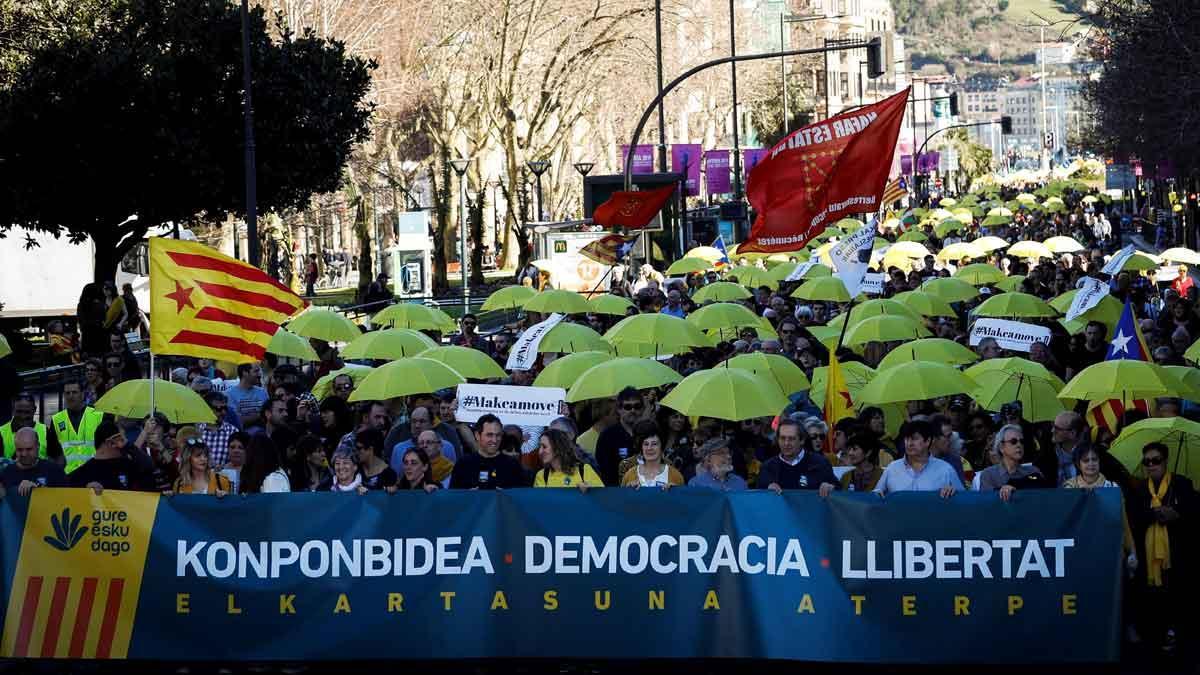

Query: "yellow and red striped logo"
left=149, top=237, right=307, bottom=364
left=2, top=490, right=158, bottom=659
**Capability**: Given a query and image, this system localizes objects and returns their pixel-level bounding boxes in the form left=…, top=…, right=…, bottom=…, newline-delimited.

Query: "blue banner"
left=2, top=489, right=1122, bottom=662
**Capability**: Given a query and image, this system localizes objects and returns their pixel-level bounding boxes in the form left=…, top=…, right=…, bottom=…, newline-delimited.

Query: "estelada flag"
left=579, top=234, right=638, bottom=266
left=149, top=238, right=307, bottom=363
left=740, top=88, right=910, bottom=253
left=592, top=184, right=677, bottom=230
left=823, top=351, right=855, bottom=457
left=1086, top=299, right=1153, bottom=435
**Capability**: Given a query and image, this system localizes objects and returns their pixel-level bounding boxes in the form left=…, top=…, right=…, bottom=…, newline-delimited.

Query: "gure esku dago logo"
left=44, top=507, right=87, bottom=551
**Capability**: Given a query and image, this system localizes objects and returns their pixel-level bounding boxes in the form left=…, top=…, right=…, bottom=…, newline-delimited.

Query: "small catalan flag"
left=149, top=238, right=307, bottom=363
left=881, top=176, right=907, bottom=207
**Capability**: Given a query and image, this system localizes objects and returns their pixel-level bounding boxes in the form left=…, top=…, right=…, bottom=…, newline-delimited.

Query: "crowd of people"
left=0, top=181, right=1195, bottom=657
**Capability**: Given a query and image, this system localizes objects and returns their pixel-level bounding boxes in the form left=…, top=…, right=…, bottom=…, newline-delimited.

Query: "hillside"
left=892, top=0, right=1087, bottom=75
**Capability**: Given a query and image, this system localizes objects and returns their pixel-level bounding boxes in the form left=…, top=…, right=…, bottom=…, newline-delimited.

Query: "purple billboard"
left=671, top=144, right=703, bottom=196
left=620, top=144, right=655, bottom=174
left=705, top=150, right=731, bottom=195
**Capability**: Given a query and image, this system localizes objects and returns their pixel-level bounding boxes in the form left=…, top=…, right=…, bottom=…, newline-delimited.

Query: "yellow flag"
left=149, top=238, right=306, bottom=363
left=823, top=351, right=854, bottom=455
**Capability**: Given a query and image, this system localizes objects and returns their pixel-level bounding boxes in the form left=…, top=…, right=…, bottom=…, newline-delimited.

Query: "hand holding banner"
left=506, top=313, right=566, bottom=371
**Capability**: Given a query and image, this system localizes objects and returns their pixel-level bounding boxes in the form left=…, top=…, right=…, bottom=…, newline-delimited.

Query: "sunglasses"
left=1142, top=456, right=1164, bottom=467
left=1003, top=438, right=1024, bottom=446
left=622, top=403, right=644, bottom=411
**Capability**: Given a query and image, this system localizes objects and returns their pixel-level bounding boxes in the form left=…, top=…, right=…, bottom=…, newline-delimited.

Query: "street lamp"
left=572, top=162, right=594, bottom=177
left=526, top=159, right=550, bottom=222
left=450, top=157, right=470, bottom=311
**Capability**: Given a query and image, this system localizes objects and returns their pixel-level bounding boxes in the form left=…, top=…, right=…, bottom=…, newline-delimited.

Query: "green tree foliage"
left=1084, top=0, right=1200, bottom=176
left=0, top=0, right=375, bottom=282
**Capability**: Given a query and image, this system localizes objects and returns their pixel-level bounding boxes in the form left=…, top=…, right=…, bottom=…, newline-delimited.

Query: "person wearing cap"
left=687, top=439, right=747, bottom=492
left=67, top=419, right=154, bottom=494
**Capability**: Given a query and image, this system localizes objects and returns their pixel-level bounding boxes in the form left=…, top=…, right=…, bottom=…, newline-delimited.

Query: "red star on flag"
left=165, top=281, right=195, bottom=313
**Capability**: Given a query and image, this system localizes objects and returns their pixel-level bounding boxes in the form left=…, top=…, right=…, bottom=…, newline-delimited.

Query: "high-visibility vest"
left=0, top=421, right=47, bottom=460
left=51, top=407, right=104, bottom=473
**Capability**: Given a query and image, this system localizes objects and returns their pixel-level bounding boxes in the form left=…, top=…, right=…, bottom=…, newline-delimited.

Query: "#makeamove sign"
left=0, top=488, right=1122, bottom=663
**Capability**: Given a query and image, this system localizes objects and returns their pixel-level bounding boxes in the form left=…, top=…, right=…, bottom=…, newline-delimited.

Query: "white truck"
left=0, top=225, right=194, bottom=320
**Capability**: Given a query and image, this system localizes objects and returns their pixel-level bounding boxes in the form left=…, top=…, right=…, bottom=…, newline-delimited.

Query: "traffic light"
left=1000, top=116, right=1013, bottom=135
left=866, top=38, right=884, bottom=79
left=949, top=92, right=959, bottom=117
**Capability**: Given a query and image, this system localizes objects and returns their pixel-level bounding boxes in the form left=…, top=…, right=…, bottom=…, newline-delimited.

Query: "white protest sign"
left=969, top=318, right=1052, bottom=353
left=830, top=219, right=877, bottom=298
left=1155, top=265, right=1180, bottom=283
left=784, top=260, right=821, bottom=282
left=455, top=383, right=566, bottom=427
left=1065, top=277, right=1110, bottom=322
left=861, top=273, right=885, bottom=295
left=1101, top=245, right=1135, bottom=276
left=506, top=313, right=566, bottom=371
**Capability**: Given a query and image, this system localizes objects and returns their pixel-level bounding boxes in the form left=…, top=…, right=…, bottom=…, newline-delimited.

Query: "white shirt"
left=635, top=464, right=671, bottom=487
left=261, top=469, right=291, bottom=493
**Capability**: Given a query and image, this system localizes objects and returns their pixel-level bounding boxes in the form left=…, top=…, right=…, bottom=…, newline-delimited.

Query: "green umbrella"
left=589, top=294, right=635, bottom=316
left=524, top=289, right=591, bottom=315
left=692, top=282, right=752, bottom=303
left=288, top=307, right=361, bottom=343
left=791, top=276, right=853, bottom=303
left=565, top=357, right=682, bottom=403
left=349, top=358, right=465, bottom=401
left=604, top=313, right=710, bottom=355
left=373, top=303, right=456, bottom=331
left=265, top=328, right=319, bottom=361
left=536, top=322, right=609, bottom=353
left=843, top=315, right=931, bottom=346
left=95, top=379, right=215, bottom=424
left=666, top=257, right=713, bottom=275
left=858, top=361, right=975, bottom=405
left=532, top=351, right=610, bottom=388
left=893, top=291, right=957, bottom=318
left=974, top=292, right=1058, bottom=319
left=921, top=277, right=980, bottom=302
left=480, top=285, right=537, bottom=311
left=724, top=352, right=811, bottom=396
left=876, top=337, right=979, bottom=370
left=661, top=368, right=790, bottom=421
left=1109, top=417, right=1200, bottom=483
left=342, top=328, right=438, bottom=360
left=687, top=302, right=763, bottom=331
left=419, top=346, right=506, bottom=380
left=954, top=263, right=1006, bottom=286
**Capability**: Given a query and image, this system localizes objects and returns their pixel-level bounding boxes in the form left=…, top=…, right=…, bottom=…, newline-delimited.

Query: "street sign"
left=1044, top=132, right=1055, bottom=149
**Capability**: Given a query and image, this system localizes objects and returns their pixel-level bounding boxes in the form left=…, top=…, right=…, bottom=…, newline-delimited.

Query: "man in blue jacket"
left=756, top=418, right=837, bottom=496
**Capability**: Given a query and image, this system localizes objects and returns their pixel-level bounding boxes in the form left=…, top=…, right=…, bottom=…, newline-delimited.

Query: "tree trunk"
left=92, top=224, right=149, bottom=285
left=354, top=196, right=372, bottom=291
left=469, top=187, right=486, bottom=286
left=429, top=151, right=450, bottom=296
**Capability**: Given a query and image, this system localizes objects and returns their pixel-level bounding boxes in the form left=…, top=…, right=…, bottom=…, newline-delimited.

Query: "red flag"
left=592, top=184, right=677, bottom=229
left=740, top=88, right=910, bottom=253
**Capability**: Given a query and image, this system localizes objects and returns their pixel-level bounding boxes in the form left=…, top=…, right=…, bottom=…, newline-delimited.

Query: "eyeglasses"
left=185, top=437, right=203, bottom=447
left=1142, top=455, right=1164, bottom=467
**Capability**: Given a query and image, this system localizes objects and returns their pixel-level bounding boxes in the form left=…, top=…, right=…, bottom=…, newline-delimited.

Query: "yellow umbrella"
left=661, top=368, right=790, bottom=421
left=687, top=302, right=763, bottom=332
left=1160, top=247, right=1200, bottom=266
left=1051, top=291, right=1123, bottom=335
left=889, top=241, right=933, bottom=258
left=974, top=292, right=1058, bottom=318
left=692, top=282, right=752, bottom=303
left=0, top=334, right=9, bottom=359
left=604, top=313, right=711, bottom=355
left=847, top=298, right=923, bottom=325
left=1044, top=236, right=1085, bottom=254
left=921, top=277, right=979, bottom=303
left=480, top=285, right=537, bottom=311
left=893, top=291, right=957, bottom=318
left=858, top=361, right=975, bottom=405
left=666, top=257, right=713, bottom=275
left=966, top=358, right=1066, bottom=423
left=348, top=358, right=466, bottom=401
left=524, top=289, right=591, bottom=315
left=897, top=230, right=929, bottom=243
left=1186, top=336, right=1200, bottom=366
left=266, top=328, right=319, bottom=361
left=987, top=207, right=1014, bottom=218
left=954, top=263, right=1006, bottom=285
left=843, top=315, right=931, bottom=346
left=937, top=242, right=986, bottom=262
left=1059, top=360, right=1183, bottom=402
left=726, top=266, right=778, bottom=290
left=587, top=294, right=634, bottom=316
left=1120, top=254, right=1160, bottom=272
left=373, top=303, right=456, bottom=331
left=419, top=345, right=506, bottom=380
left=312, top=365, right=372, bottom=400
left=342, top=328, right=438, bottom=360
left=565, top=357, right=682, bottom=403
left=724, top=352, right=811, bottom=396
left=536, top=322, right=609, bottom=353
left=791, top=276, right=852, bottom=303
left=94, top=379, right=215, bottom=424
left=933, top=219, right=967, bottom=239
left=1014, top=193, right=1038, bottom=204
left=1008, top=240, right=1054, bottom=259
left=532, top=351, right=611, bottom=389
left=972, top=236, right=1010, bottom=251
left=685, top=246, right=726, bottom=263
left=1109, top=417, right=1200, bottom=483
left=951, top=208, right=976, bottom=224
left=1166, top=365, right=1200, bottom=401
left=876, top=337, right=979, bottom=370
left=288, top=307, right=361, bottom=343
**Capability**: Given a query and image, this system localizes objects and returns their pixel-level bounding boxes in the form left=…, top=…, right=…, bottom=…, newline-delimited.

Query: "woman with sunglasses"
left=1128, top=442, right=1195, bottom=653
left=168, top=440, right=231, bottom=497
left=974, top=424, right=1046, bottom=500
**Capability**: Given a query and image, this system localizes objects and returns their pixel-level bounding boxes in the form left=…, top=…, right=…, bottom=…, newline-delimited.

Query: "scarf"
left=1065, top=473, right=1110, bottom=489
left=1145, top=473, right=1172, bottom=587
left=331, top=473, right=363, bottom=493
